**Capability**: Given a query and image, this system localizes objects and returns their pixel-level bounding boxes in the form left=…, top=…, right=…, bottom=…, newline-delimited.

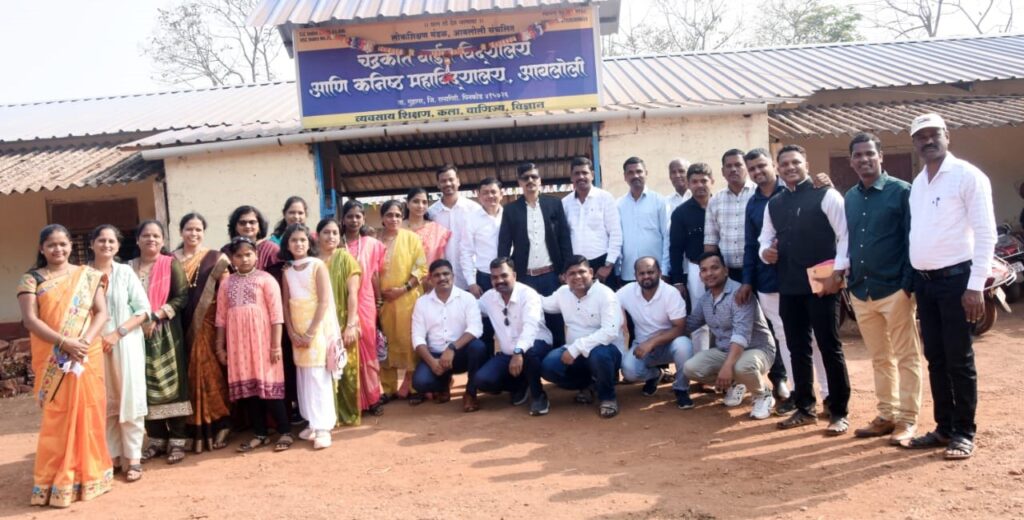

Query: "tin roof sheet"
left=0, top=144, right=162, bottom=195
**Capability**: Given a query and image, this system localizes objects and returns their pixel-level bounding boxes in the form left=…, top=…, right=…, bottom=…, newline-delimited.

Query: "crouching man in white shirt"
left=540, top=255, right=626, bottom=419
left=618, top=256, right=693, bottom=409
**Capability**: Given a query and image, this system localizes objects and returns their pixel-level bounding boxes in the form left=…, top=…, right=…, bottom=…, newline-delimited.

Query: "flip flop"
left=944, top=437, right=975, bottom=460
left=899, top=430, right=949, bottom=449
left=599, top=400, right=619, bottom=419
left=237, top=435, right=270, bottom=453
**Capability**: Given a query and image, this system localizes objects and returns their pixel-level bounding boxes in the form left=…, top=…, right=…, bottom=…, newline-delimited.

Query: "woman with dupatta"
left=404, top=188, right=451, bottom=293
left=316, top=218, right=363, bottom=425
left=131, top=220, right=192, bottom=465
left=175, top=213, right=232, bottom=452
left=339, top=200, right=386, bottom=415
left=378, top=200, right=427, bottom=401
left=17, top=224, right=112, bottom=507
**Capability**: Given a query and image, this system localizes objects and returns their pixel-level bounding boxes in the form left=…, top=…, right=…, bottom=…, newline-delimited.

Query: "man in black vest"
left=758, top=144, right=852, bottom=435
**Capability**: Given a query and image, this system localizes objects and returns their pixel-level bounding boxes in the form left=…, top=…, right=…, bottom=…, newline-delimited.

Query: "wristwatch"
left=513, top=347, right=524, bottom=356
left=117, top=326, right=130, bottom=337
left=446, top=342, right=457, bottom=352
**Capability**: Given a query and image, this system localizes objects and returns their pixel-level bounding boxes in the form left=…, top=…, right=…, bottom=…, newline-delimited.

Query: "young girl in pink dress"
left=215, top=237, right=292, bottom=452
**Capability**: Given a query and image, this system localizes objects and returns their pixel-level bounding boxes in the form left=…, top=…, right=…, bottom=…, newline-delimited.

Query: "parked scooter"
left=995, top=223, right=1024, bottom=303
left=974, top=255, right=1016, bottom=336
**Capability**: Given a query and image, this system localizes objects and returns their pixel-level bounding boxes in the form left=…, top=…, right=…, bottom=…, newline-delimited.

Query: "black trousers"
left=728, top=267, right=744, bottom=283
left=241, top=397, right=290, bottom=437
left=146, top=416, right=187, bottom=442
left=779, top=292, right=850, bottom=418
left=588, top=254, right=618, bottom=290
left=475, top=271, right=496, bottom=360
left=522, top=270, right=565, bottom=349
left=915, top=271, right=977, bottom=440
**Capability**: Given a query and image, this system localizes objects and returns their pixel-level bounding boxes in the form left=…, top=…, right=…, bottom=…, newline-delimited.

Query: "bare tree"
left=869, top=0, right=947, bottom=37
left=756, top=0, right=862, bottom=46
left=602, top=0, right=741, bottom=55
left=951, top=0, right=1016, bottom=34
left=145, top=0, right=283, bottom=87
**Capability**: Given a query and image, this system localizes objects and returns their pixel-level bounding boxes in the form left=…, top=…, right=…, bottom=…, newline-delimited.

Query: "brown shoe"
left=889, top=423, right=916, bottom=446
left=463, top=394, right=480, bottom=413
left=854, top=416, right=896, bottom=438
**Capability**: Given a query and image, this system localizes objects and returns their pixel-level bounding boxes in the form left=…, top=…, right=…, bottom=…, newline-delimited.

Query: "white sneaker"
left=298, top=427, right=314, bottom=440
left=777, top=379, right=791, bottom=400
left=723, top=384, right=747, bottom=407
left=313, top=431, right=332, bottom=450
left=750, top=392, right=776, bottom=420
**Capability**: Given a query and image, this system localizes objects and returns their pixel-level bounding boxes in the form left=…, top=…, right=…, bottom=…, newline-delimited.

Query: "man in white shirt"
left=462, top=177, right=505, bottom=297
left=666, top=157, right=693, bottom=213
left=562, top=156, right=621, bottom=284
left=705, top=149, right=757, bottom=281
left=474, top=257, right=554, bottom=416
left=540, top=255, right=626, bottom=418
left=428, top=164, right=483, bottom=290
left=617, top=257, right=693, bottom=409
left=410, top=259, right=487, bottom=412
left=759, top=144, right=852, bottom=435
left=901, top=113, right=995, bottom=460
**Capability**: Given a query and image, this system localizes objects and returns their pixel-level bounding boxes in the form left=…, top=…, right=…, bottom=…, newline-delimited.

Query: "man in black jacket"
left=499, top=162, right=573, bottom=347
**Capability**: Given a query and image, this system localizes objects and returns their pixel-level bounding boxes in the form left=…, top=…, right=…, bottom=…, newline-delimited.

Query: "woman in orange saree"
left=17, top=224, right=112, bottom=508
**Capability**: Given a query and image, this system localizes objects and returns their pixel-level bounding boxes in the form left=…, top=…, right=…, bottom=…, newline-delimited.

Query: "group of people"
left=18, top=113, right=995, bottom=508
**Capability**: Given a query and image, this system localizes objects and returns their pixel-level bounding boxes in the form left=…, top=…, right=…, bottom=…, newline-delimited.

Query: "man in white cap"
left=900, top=113, right=995, bottom=460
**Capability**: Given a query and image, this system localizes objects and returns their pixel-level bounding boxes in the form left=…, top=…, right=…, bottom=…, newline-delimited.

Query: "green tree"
left=756, top=0, right=863, bottom=46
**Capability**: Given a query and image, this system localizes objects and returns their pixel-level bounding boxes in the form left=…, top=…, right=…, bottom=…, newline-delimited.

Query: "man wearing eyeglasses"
left=473, top=257, right=554, bottom=416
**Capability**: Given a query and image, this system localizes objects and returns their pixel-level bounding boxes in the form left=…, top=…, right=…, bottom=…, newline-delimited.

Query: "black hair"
left=721, top=148, right=745, bottom=164
left=404, top=187, right=431, bottom=220
left=227, top=236, right=257, bottom=255
left=697, top=250, right=726, bottom=267
left=429, top=258, right=453, bottom=274
left=271, top=196, right=309, bottom=240
left=516, top=162, right=538, bottom=178
left=435, top=164, right=457, bottom=180
left=776, top=144, right=807, bottom=162
left=32, top=224, right=71, bottom=269
left=340, top=200, right=365, bottom=234
left=478, top=177, right=501, bottom=189
left=622, top=156, right=644, bottom=171
left=178, top=212, right=208, bottom=232
left=562, top=254, right=591, bottom=274
left=849, top=132, right=883, bottom=155
left=633, top=256, right=661, bottom=272
left=136, top=219, right=171, bottom=255
left=380, top=199, right=405, bottom=220
left=228, top=205, right=268, bottom=240
left=743, top=148, right=771, bottom=163
left=489, top=256, right=515, bottom=271
left=86, top=224, right=124, bottom=262
left=316, top=217, right=341, bottom=235
left=359, top=224, right=375, bottom=237
left=277, top=223, right=319, bottom=261
left=570, top=156, right=592, bottom=170
left=686, top=162, right=713, bottom=179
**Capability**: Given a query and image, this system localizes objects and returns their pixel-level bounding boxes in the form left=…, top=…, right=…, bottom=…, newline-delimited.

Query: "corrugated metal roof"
left=0, top=144, right=161, bottom=195
left=247, top=0, right=612, bottom=26
left=768, top=95, right=1024, bottom=139
left=4, top=34, right=1024, bottom=145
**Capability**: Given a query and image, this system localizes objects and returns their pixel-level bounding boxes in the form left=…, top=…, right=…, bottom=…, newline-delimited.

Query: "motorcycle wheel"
left=974, top=298, right=998, bottom=336
left=1004, top=282, right=1022, bottom=304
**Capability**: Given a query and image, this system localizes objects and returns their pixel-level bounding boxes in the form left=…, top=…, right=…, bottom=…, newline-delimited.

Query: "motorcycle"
left=974, top=255, right=1016, bottom=336
left=995, top=223, right=1024, bottom=303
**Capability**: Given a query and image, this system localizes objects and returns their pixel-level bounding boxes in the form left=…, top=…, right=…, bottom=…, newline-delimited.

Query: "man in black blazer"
left=499, top=162, right=573, bottom=347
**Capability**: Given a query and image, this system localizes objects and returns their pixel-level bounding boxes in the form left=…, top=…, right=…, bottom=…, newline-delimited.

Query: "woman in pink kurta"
left=339, top=200, right=386, bottom=414
left=215, top=237, right=292, bottom=452
left=405, top=188, right=451, bottom=291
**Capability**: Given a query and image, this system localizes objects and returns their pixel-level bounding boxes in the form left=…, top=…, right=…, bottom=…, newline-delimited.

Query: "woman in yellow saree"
left=377, top=200, right=427, bottom=401
left=17, top=224, right=112, bottom=508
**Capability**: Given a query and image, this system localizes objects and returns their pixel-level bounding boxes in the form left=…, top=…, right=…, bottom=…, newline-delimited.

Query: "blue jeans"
left=411, top=339, right=487, bottom=397
left=541, top=344, right=622, bottom=401
left=474, top=340, right=552, bottom=399
left=620, top=336, right=693, bottom=392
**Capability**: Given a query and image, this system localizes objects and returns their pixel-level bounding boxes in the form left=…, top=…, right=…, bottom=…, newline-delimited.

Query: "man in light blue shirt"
left=617, top=157, right=671, bottom=283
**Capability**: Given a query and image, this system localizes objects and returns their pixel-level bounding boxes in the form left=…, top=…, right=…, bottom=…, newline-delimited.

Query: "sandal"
left=575, top=388, right=595, bottom=405
left=368, top=400, right=385, bottom=416
left=408, top=393, right=426, bottom=406
left=778, top=410, right=819, bottom=430
left=237, top=435, right=270, bottom=453
left=825, top=417, right=850, bottom=436
left=167, top=445, right=186, bottom=465
left=274, top=433, right=295, bottom=452
left=141, top=441, right=166, bottom=462
left=125, top=464, right=143, bottom=483
left=944, top=437, right=975, bottom=460
left=599, top=400, right=619, bottom=419
left=899, top=430, right=950, bottom=449
left=212, top=428, right=231, bottom=450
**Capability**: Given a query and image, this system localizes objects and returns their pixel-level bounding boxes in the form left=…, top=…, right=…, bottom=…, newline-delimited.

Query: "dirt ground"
left=2, top=304, right=1023, bottom=519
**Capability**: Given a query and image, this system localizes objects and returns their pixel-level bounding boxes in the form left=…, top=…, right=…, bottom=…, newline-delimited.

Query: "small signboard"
left=293, top=5, right=601, bottom=128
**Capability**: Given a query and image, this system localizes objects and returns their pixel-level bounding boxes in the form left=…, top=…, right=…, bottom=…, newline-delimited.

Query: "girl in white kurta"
left=280, top=224, right=340, bottom=450
left=89, top=225, right=150, bottom=482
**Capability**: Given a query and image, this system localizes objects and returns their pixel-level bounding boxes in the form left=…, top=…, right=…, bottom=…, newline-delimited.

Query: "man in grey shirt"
left=682, top=251, right=777, bottom=419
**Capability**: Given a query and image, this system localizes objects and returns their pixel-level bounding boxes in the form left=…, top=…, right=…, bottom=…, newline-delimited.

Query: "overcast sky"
left=0, top=0, right=1017, bottom=104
